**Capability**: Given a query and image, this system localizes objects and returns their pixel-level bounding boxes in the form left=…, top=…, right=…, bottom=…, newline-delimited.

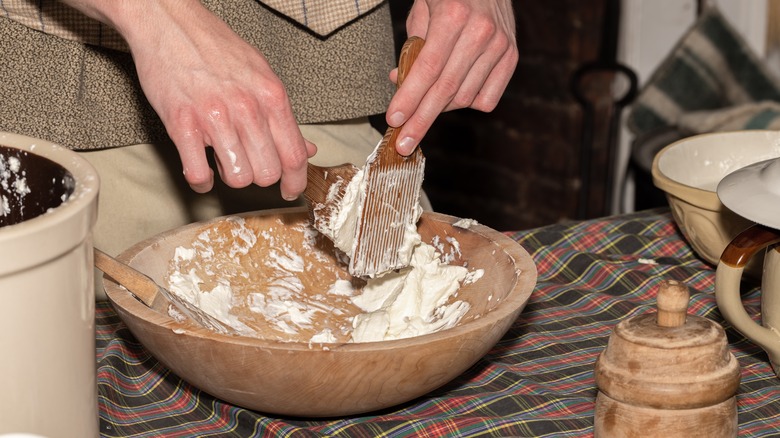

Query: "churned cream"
left=350, top=243, right=470, bottom=342
left=165, top=214, right=482, bottom=345
left=316, top=167, right=366, bottom=260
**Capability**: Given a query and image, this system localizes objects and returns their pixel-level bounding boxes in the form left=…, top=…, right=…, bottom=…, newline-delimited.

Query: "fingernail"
left=388, top=111, right=405, bottom=127
left=282, top=193, right=299, bottom=201
left=191, top=183, right=212, bottom=194
left=398, top=137, right=417, bottom=155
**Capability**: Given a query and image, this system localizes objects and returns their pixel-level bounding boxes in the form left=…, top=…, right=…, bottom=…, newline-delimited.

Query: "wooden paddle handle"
left=94, top=247, right=158, bottom=307
left=397, top=36, right=425, bottom=88
left=378, top=36, right=425, bottom=161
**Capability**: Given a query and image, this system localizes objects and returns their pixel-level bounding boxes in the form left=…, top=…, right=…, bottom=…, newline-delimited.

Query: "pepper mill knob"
left=594, top=280, right=740, bottom=437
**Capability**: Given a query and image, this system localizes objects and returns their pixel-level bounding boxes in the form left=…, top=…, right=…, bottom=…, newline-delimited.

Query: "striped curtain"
left=627, top=5, right=780, bottom=137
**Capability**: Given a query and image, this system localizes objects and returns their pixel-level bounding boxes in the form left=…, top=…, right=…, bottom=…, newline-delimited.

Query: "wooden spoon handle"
left=94, top=247, right=157, bottom=307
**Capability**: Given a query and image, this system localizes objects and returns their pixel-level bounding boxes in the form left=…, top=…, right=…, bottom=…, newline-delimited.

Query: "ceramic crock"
left=0, top=132, right=99, bottom=437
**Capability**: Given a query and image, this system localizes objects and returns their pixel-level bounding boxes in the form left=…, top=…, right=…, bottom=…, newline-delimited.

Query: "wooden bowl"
left=104, top=208, right=537, bottom=417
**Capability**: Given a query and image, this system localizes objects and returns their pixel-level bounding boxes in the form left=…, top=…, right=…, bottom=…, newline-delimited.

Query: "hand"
left=386, top=0, right=518, bottom=155
left=62, top=0, right=316, bottom=199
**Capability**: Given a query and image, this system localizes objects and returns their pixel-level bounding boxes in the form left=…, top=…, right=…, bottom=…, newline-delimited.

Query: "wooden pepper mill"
left=594, top=280, right=741, bottom=437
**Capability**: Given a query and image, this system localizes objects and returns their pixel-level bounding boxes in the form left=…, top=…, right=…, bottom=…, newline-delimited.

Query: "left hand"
left=386, top=0, right=518, bottom=155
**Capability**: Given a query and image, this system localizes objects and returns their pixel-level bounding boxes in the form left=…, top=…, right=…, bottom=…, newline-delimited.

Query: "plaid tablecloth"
left=96, top=208, right=780, bottom=437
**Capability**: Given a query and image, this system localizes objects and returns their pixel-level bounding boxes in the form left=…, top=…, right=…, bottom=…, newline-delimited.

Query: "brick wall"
left=382, top=0, right=611, bottom=231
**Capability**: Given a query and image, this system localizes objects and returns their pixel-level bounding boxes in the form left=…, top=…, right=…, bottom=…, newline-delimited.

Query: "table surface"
left=96, top=208, right=780, bottom=437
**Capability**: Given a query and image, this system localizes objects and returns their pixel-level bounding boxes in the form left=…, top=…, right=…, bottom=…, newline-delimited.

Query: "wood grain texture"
left=94, top=248, right=158, bottom=307
left=351, top=37, right=426, bottom=277
left=655, top=280, right=689, bottom=328
left=594, top=281, right=740, bottom=436
left=304, top=162, right=359, bottom=229
left=102, top=208, right=537, bottom=417
left=594, top=392, right=737, bottom=438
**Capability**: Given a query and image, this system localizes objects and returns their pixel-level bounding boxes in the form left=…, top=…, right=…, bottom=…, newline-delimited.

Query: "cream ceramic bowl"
left=103, top=208, right=537, bottom=417
left=652, top=130, right=780, bottom=269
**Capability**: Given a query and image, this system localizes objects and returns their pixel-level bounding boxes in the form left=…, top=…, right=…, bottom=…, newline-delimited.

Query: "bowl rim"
left=104, top=207, right=538, bottom=351
left=649, top=130, right=780, bottom=211
left=0, top=132, right=100, bottom=276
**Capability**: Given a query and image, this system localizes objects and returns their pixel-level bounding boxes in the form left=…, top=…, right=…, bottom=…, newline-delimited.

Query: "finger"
left=305, top=139, right=317, bottom=158
left=470, top=43, right=518, bottom=112
left=445, top=33, right=518, bottom=112
left=278, top=152, right=309, bottom=201
left=385, top=40, right=451, bottom=129
left=169, top=126, right=214, bottom=193
left=262, top=97, right=310, bottom=200
left=442, top=50, right=493, bottom=112
left=204, top=107, right=257, bottom=189
left=388, top=67, right=398, bottom=86
left=404, top=0, right=431, bottom=41
left=394, top=33, right=485, bottom=154
left=272, top=123, right=310, bottom=200
left=235, top=116, right=283, bottom=188
left=212, top=142, right=255, bottom=189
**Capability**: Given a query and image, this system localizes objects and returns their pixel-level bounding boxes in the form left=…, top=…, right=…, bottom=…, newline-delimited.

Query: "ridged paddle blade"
left=349, top=36, right=426, bottom=277
left=350, top=128, right=425, bottom=277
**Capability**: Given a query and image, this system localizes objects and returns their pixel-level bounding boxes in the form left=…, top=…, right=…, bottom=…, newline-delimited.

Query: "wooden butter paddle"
left=304, top=37, right=426, bottom=278
left=350, top=36, right=426, bottom=277
left=304, top=162, right=359, bottom=234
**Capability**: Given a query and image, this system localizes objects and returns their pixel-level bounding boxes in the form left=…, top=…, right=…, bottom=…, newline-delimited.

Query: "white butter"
left=167, top=267, right=255, bottom=336
left=0, top=195, right=9, bottom=217
left=327, top=279, right=355, bottom=297
left=318, top=168, right=365, bottom=257
left=350, top=242, right=471, bottom=342
left=453, top=218, right=479, bottom=229
left=166, top=214, right=479, bottom=344
left=310, top=329, right=337, bottom=345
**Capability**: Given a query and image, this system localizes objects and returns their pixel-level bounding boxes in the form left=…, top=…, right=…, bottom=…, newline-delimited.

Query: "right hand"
left=386, top=0, right=518, bottom=155
left=66, top=0, right=316, bottom=199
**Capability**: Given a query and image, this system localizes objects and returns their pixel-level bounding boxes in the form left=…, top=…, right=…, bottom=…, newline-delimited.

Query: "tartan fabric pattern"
left=626, top=5, right=780, bottom=138
left=96, top=209, right=780, bottom=437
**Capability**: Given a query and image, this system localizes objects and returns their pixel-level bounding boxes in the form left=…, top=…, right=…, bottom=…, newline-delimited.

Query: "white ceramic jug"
left=716, top=224, right=780, bottom=377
